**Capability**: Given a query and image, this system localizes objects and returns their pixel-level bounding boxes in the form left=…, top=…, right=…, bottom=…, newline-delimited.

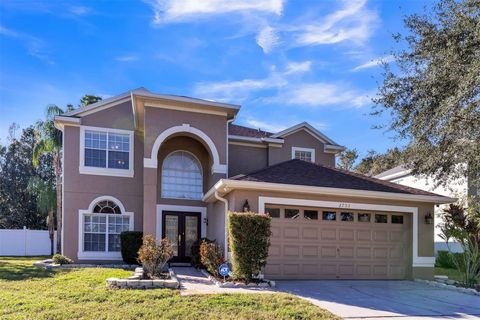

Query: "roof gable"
left=270, top=122, right=342, bottom=148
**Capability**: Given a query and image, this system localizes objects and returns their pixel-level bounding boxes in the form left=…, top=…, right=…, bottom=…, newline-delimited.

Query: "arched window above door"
left=161, top=151, right=203, bottom=200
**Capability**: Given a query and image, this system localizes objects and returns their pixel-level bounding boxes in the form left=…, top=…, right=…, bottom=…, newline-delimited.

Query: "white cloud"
left=284, top=61, right=312, bottom=75
left=294, top=0, right=378, bottom=46
left=0, top=25, right=52, bottom=64
left=115, top=55, right=139, bottom=62
left=245, top=119, right=288, bottom=133
left=278, top=83, right=373, bottom=108
left=0, top=25, right=18, bottom=37
left=69, top=6, right=92, bottom=16
left=351, top=55, right=394, bottom=71
left=194, top=61, right=371, bottom=108
left=146, top=0, right=284, bottom=24
left=256, top=25, right=279, bottom=53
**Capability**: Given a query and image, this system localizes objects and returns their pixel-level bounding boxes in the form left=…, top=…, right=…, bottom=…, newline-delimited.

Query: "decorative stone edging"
left=414, top=279, right=480, bottom=296
left=200, top=269, right=276, bottom=288
left=33, top=259, right=136, bottom=270
left=106, top=268, right=179, bottom=290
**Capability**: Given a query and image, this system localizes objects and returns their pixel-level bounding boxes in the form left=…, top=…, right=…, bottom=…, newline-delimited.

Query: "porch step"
left=169, top=262, right=192, bottom=267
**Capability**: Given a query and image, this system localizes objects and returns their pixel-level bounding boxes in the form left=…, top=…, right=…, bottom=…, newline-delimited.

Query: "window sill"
left=79, top=166, right=134, bottom=178
left=77, top=251, right=122, bottom=260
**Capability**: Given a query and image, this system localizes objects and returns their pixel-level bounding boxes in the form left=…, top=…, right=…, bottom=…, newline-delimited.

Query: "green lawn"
left=0, top=257, right=337, bottom=320
left=435, top=267, right=465, bottom=282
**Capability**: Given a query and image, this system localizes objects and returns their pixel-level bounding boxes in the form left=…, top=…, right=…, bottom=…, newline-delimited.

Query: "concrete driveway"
left=276, top=280, right=480, bottom=319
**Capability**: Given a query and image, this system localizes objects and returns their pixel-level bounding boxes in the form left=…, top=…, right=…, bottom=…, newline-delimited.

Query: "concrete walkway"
left=172, top=267, right=275, bottom=296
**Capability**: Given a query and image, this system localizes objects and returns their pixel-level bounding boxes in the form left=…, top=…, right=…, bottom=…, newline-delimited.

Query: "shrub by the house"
left=191, top=237, right=214, bottom=268
left=199, top=240, right=223, bottom=277
left=52, top=254, right=73, bottom=265
left=227, top=211, right=271, bottom=283
left=137, top=235, right=174, bottom=278
left=120, top=231, right=143, bottom=264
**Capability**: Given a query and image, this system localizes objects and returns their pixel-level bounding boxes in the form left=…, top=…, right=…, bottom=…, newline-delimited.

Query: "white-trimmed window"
left=78, top=197, right=133, bottom=260
left=292, top=147, right=315, bottom=162
left=161, top=151, right=203, bottom=200
left=79, top=126, right=134, bottom=177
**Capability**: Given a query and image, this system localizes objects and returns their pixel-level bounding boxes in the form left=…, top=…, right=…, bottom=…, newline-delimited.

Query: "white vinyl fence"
left=0, top=227, right=57, bottom=256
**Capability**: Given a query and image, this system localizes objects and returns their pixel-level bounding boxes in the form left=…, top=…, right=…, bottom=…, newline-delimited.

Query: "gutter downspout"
left=214, top=191, right=229, bottom=261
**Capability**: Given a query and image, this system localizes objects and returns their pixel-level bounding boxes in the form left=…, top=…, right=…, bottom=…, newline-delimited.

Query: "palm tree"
left=33, top=105, right=64, bottom=254
left=28, top=177, right=56, bottom=254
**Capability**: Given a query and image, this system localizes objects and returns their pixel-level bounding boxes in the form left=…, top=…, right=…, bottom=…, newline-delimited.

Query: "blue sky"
left=0, top=0, right=430, bottom=157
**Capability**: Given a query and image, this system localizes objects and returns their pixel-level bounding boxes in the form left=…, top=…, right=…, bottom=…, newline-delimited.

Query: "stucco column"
left=143, top=167, right=157, bottom=236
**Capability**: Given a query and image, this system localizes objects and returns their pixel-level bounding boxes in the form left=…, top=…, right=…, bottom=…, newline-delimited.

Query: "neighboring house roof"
left=233, top=159, right=442, bottom=197
left=228, top=124, right=272, bottom=138
left=374, top=165, right=411, bottom=180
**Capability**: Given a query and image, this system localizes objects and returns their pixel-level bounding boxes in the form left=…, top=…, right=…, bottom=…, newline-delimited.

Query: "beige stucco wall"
left=228, top=144, right=268, bottom=176
left=223, top=189, right=436, bottom=279
left=62, top=118, right=144, bottom=262
left=143, top=106, right=227, bottom=164
left=269, top=130, right=336, bottom=167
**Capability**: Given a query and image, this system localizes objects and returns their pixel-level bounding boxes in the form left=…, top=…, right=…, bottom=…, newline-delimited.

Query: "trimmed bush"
left=191, top=237, right=214, bottom=268
left=227, top=211, right=271, bottom=283
left=436, top=250, right=456, bottom=269
left=199, top=240, right=224, bottom=277
left=138, top=235, right=175, bottom=278
left=120, top=231, right=143, bottom=264
left=52, top=254, right=73, bottom=265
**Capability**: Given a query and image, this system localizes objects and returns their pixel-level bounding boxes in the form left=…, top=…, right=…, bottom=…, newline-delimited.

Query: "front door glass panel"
left=165, top=215, right=179, bottom=256
left=185, top=216, right=199, bottom=257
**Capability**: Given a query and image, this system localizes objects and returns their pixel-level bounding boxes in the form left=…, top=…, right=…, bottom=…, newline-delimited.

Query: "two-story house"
left=54, top=88, right=454, bottom=280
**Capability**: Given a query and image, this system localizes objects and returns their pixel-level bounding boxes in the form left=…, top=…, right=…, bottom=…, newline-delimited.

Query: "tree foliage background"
left=373, top=0, right=479, bottom=186
left=0, top=124, right=55, bottom=229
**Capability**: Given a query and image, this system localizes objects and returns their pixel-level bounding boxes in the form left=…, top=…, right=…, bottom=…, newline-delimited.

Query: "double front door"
left=162, top=211, right=201, bottom=262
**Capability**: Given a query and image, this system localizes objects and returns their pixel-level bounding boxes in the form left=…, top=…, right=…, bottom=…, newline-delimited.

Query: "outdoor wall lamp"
left=242, top=200, right=250, bottom=212
left=425, top=212, right=434, bottom=224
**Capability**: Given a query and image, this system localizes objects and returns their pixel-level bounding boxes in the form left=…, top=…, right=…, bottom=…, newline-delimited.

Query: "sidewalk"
left=171, top=267, right=275, bottom=296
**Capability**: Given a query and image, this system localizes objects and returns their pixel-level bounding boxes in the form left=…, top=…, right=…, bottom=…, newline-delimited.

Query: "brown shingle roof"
left=229, top=123, right=272, bottom=138
left=233, top=159, right=442, bottom=196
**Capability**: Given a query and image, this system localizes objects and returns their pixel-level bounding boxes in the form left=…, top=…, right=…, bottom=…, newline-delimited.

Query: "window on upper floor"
left=80, top=126, right=134, bottom=177
left=292, top=147, right=315, bottom=162
left=161, top=151, right=203, bottom=200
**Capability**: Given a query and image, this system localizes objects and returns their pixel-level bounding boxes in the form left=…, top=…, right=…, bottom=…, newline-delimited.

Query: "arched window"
left=82, top=198, right=131, bottom=254
left=161, top=151, right=203, bottom=200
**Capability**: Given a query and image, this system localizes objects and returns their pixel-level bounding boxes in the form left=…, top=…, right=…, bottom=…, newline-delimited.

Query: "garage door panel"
left=302, top=228, right=318, bottom=239
left=339, top=229, right=354, bottom=241
left=269, top=244, right=281, bottom=257
left=284, top=227, right=300, bottom=239
left=374, top=247, right=389, bottom=259
left=321, top=246, right=337, bottom=257
left=374, top=231, right=388, bottom=241
left=266, top=209, right=409, bottom=280
left=357, top=230, right=372, bottom=241
left=302, top=246, right=318, bottom=257
left=356, top=247, right=371, bottom=258
left=271, top=226, right=281, bottom=238
left=284, top=245, right=300, bottom=256
left=339, top=246, right=354, bottom=258
left=303, top=264, right=319, bottom=275
left=321, top=229, right=336, bottom=240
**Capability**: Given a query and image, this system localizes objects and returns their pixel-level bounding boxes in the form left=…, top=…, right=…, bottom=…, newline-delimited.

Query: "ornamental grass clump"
left=440, top=201, right=480, bottom=288
left=137, top=235, right=174, bottom=278
left=227, top=211, right=271, bottom=284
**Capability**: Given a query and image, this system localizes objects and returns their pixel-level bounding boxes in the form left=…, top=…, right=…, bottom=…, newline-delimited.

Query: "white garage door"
left=264, top=205, right=411, bottom=280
